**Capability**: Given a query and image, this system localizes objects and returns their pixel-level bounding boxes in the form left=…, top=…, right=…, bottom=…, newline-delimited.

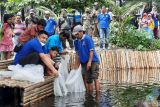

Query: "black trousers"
left=19, top=52, right=41, bottom=66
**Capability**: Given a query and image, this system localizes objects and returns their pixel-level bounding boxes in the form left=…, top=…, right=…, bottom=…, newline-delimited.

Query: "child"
left=0, top=14, right=14, bottom=60
left=46, top=46, right=61, bottom=75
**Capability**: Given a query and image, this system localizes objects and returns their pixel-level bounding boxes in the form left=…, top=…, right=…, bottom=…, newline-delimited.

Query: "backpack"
left=45, top=19, right=57, bottom=36
left=58, top=17, right=71, bottom=30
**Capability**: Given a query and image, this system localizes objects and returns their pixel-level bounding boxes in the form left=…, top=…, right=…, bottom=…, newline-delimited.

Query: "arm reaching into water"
left=39, top=53, right=58, bottom=77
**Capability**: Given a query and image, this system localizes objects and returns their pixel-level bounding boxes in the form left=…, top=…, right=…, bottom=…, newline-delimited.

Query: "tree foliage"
left=0, top=0, right=109, bottom=14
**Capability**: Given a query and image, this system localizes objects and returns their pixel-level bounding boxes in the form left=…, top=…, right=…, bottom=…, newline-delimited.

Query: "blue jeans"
left=99, top=28, right=109, bottom=48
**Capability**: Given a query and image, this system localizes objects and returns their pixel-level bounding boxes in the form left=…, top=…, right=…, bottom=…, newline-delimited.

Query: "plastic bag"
left=61, top=55, right=70, bottom=81
left=65, top=65, right=86, bottom=93
left=54, top=55, right=85, bottom=96
left=0, top=71, right=13, bottom=78
left=10, top=64, right=44, bottom=83
left=54, top=55, right=70, bottom=96
left=54, top=63, right=68, bottom=96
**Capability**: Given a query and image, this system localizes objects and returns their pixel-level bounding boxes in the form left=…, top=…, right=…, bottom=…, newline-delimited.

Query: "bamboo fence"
left=69, top=50, right=160, bottom=69
left=1, top=49, right=160, bottom=72
left=69, top=50, right=160, bottom=85
left=0, top=59, right=12, bottom=70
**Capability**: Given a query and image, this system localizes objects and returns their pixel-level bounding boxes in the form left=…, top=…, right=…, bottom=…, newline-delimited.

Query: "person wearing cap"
left=25, top=9, right=38, bottom=27
left=91, top=2, right=100, bottom=37
left=81, top=7, right=93, bottom=36
left=93, top=2, right=99, bottom=11
left=44, top=11, right=57, bottom=37
left=97, top=6, right=111, bottom=50
left=73, top=25, right=100, bottom=93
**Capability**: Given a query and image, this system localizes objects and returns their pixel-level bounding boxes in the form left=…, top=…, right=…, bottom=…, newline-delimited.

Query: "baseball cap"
left=29, top=9, right=35, bottom=14
left=72, top=25, right=83, bottom=35
left=45, top=11, right=50, bottom=15
left=93, top=2, right=98, bottom=6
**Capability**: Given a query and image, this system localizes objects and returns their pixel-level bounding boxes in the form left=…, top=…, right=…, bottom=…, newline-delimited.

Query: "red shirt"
left=18, top=24, right=38, bottom=43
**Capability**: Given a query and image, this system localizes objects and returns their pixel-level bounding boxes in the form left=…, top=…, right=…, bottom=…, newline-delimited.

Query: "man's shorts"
left=81, top=62, right=99, bottom=84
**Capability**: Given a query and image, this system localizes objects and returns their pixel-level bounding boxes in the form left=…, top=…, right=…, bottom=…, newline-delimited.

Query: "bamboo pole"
left=156, top=51, right=160, bottom=68
left=24, top=76, right=54, bottom=92
left=23, top=83, right=53, bottom=97
left=126, top=50, right=130, bottom=69
left=23, top=87, right=53, bottom=103
left=105, top=51, right=109, bottom=69
left=157, top=51, right=160, bottom=68
left=22, top=91, right=53, bottom=106
left=144, top=51, right=149, bottom=69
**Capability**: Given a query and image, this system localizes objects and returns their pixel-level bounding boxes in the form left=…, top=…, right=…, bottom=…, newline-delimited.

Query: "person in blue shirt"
left=44, top=31, right=69, bottom=54
left=73, top=25, right=100, bottom=93
left=44, top=11, right=57, bottom=37
left=152, top=14, right=159, bottom=39
left=14, top=30, right=58, bottom=77
left=97, top=6, right=111, bottom=50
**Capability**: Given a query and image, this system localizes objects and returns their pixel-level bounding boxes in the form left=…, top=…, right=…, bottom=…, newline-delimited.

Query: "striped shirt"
left=14, top=22, right=26, bottom=36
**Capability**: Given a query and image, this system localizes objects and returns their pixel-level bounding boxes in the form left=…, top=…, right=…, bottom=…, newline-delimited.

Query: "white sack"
left=61, top=55, right=70, bottom=81
left=10, top=64, right=44, bottom=83
left=0, top=71, right=13, bottom=78
left=54, top=55, right=70, bottom=96
left=65, top=65, right=86, bottom=93
left=54, top=55, right=86, bottom=96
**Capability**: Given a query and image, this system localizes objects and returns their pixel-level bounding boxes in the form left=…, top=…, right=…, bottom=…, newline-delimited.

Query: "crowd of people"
left=0, top=2, right=104, bottom=93
left=140, top=7, right=159, bottom=39
left=0, top=2, right=160, bottom=93
left=131, top=6, right=160, bottom=40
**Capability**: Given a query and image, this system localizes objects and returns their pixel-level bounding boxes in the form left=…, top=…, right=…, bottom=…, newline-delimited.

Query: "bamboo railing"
left=69, top=49, right=160, bottom=69
left=0, top=59, right=12, bottom=69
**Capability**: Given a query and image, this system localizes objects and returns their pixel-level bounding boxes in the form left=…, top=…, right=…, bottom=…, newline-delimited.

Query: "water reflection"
left=29, top=69, right=160, bottom=107
left=31, top=92, right=112, bottom=107
left=53, top=92, right=85, bottom=107
left=3, top=69, right=160, bottom=107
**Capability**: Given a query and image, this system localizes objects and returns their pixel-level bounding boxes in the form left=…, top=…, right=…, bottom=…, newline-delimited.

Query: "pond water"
left=29, top=69, right=160, bottom=107
left=2, top=69, right=160, bottom=107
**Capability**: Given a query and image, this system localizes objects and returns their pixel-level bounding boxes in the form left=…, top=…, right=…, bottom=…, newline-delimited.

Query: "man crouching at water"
left=13, top=30, right=58, bottom=77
